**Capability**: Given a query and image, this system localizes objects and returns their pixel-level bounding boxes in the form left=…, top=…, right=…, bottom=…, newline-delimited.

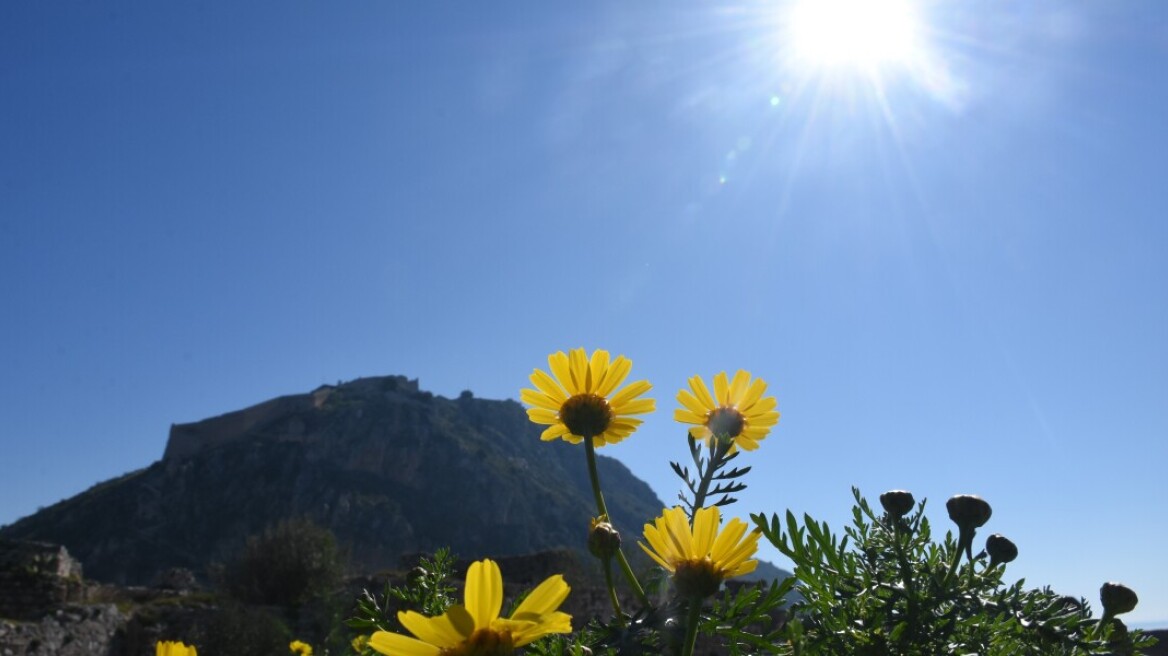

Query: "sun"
left=786, top=0, right=924, bottom=71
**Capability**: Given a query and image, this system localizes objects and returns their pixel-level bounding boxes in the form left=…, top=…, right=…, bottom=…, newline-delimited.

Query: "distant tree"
left=199, top=602, right=291, bottom=656
left=224, top=518, right=343, bottom=610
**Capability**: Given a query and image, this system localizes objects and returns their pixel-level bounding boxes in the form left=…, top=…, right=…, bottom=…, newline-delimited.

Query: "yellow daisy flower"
left=521, top=348, right=655, bottom=447
left=156, top=641, right=197, bottom=656
left=674, top=370, right=779, bottom=452
left=290, top=640, right=313, bottom=656
left=369, top=559, right=571, bottom=656
left=639, top=506, right=761, bottom=599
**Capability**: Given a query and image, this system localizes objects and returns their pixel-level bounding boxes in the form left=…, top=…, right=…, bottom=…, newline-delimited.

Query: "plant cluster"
left=162, top=348, right=1154, bottom=655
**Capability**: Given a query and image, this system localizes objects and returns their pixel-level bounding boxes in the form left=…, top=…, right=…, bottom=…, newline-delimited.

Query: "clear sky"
left=2, top=0, right=1165, bottom=626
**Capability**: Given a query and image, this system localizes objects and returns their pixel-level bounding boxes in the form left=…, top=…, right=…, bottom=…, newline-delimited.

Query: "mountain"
left=0, top=376, right=668, bottom=585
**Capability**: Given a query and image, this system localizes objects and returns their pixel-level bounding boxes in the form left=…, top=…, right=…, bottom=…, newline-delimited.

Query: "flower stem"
left=690, top=439, right=731, bottom=519
left=584, top=436, right=649, bottom=606
left=681, top=598, right=703, bottom=656
left=891, top=521, right=918, bottom=644
left=601, top=558, right=625, bottom=626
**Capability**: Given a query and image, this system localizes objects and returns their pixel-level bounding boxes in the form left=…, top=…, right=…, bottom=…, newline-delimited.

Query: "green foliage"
left=670, top=435, right=751, bottom=516
left=199, top=602, right=291, bottom=656
left=346, top=548, right=458, bottom=634
left=224, top=517, right=344, bottom=609
left=702, top=577, right=797, bottom=655
left=751, top=488, right=1157, bottom=655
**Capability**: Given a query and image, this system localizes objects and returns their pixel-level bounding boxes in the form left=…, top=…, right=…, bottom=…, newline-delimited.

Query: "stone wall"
left=0, top=540, right=85, bottom=621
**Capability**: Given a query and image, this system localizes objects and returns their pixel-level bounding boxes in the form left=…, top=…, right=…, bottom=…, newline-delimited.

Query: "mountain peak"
left=3, top=376, right=664, bottom=585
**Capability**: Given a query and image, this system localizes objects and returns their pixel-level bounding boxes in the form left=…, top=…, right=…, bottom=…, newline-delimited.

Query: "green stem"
left=584, top=436, right=649, bottom=606
left=891, top=523, right=918, bottom=644
left=942, top=531, right=967, bottom=588
left=680, top=598, right=703, bottom=656
left=690, top=439, right=730, bottom=519
left=601, top=558, right=625, bottom=626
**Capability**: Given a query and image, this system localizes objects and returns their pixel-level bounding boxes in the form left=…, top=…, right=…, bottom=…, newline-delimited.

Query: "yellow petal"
left=728, top=370, right=750, bottom=406
left=748, top=411, right=780, bottom=427
left=529, top=369, right=567, bottom=404
left=725, top=558, right=758, bottom=579
left=737, top=378, right=768, bottom=412
left=562, top=433, right=584, bottom=445
left=689, top=376, right=716, bottom=410
left=368, top=631, right=443, bottom=656
left=588, top=350, right=610, bottom=394
left=639, top=539, right=674, bottom=571
left=713, top=372, right=730, bottom=405
left=548, top=352, right=575, bottom=395
left=664, top=507, right=694, bottom=558
left=508, top=610, right=573, bottom=647
left=595, top=356, right=632, bottom=398
left=673, top=408, right=706, bottom=425
left=396, top=608, right=472, bottom=648
left=526, top=408, right=559, bottom=425
left=609, top=418, right=643, bottom=430
left=739, top=426, right=769, bottom=439
left=568, top=348, right=589, bottom=394
left=749, top=396, right=777, bottom=414
left=609, top=380, right=652, bottom=408
left=709, top=519, right=748, bottom=564
left=642, top=520, right=675, bottom=561
left=612, top=397, right=655, bottom=416
left=464, top=560, right=503, bottom=629
left=520, top=389, right=562, bottom=412
left=715, top=526, right=760, bottom=572
left=540, top=424, right=569, bottom=441
left=676, top=390, right=709, bottom=417
left=510, top=574, right=569, bottom=618
left=692, top=506, right=719, bottom=556
left=734, top=436, right=760, bottom=451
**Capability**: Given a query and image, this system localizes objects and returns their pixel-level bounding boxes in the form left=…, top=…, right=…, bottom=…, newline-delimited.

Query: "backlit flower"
left=157, top=642, right=197, bottom=656
left=369, top=559, right=571, bottom=656
left=521, top=348, right=654, bottom=447
left=674, top=371, right=779, bottom=452
left=639, top=506, right=761, bottom=599
left=290, top=640, right=313, bottom=656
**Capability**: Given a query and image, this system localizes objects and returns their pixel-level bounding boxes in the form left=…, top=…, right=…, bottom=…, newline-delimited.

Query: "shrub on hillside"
left=223, top=518, right=343, bottom=609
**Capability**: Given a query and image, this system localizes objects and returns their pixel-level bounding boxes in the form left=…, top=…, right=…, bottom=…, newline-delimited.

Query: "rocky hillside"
left=0, top=376, right=669, bottom=585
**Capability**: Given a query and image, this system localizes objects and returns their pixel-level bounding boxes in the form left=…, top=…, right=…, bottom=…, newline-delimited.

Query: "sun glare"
left=787, top=0, right=923, bottom=70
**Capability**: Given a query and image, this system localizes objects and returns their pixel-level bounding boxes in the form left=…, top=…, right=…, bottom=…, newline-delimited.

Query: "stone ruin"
left=0, top=540, right=85, bottom=621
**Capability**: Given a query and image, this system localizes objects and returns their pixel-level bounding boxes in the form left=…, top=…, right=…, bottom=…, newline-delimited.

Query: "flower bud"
left=588, top=518, right=621, bottom=560
left=985, top=534, right=1018, bottom=567
left=947, top=494, right=992, bottom=560
left=1100, top=582, right=1138, bottom=617
left=879, top=490, right=915, bottom=518
left=946, top=494, right=992, bottom=531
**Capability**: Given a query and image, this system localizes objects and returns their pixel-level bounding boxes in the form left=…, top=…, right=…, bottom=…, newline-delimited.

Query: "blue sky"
left=2, top=0, right=1165, bottom=625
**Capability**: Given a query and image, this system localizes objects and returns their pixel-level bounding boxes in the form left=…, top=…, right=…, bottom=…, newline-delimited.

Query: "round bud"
left=879, top=490, right=915, bottom=518
left=985, top=534, right=1018, bottom=567
left=1100, top=582, right=1138, bottom=617
left=946, top=495, right=992, bottom=531
left=588, top=519, right=621, bottom=560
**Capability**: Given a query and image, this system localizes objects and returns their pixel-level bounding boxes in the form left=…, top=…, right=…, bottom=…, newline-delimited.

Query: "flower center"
left=559, top=393, right=614, bottom=437
left=673, top=558, right=723, bottom=599
left=441, top=629, right=514, bottom=656
left=706, top=407, right=746, bottom=438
